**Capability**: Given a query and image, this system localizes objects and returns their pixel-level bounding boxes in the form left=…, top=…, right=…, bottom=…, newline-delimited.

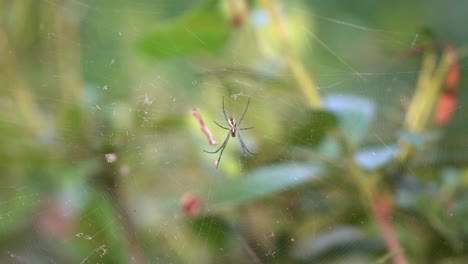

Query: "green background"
left=1, top=0, right=468, bottom=263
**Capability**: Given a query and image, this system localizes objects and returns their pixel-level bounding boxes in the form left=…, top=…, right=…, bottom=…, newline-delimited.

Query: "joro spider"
left=204, top=97, right=255, bottom=168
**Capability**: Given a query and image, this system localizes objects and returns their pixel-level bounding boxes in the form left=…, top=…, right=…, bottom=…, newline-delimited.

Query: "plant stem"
left=335, top=129, right=409, bottom=264
left=0, top=29, right=44, bottom=135
left=258, top=0, right=322, bottom=108
left=399, top=47, right=457, bottom=161
left=373, top=195, right=408, bottom=264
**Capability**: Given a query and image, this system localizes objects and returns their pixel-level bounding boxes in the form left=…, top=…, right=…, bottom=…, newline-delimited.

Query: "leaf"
left=323, top=94, right=376, bottom=147
left=398, top=130, right=441, bottom=148
left=289, top=110, right=338, bottom=147
left=206, top=163, right=324, bottom=209
left=291, top=225, right=382, bottom=261
left=415, top=195, right=462, bottom=251
left=0, top=186, right=43, bottom=240
left=189, top=215, right=230, bottom=248
left=354, top=144, right=399, bottom=170
left=74, top=188, right=128, bottom=263
left=138, top=0, right=229, bottom=59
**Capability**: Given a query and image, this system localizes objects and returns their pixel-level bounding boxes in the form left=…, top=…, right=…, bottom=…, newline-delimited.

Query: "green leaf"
left=291, top=226, right=382, bottom=261
left=323, top=94, right=376, bottom=147
left=416, top=196, right=462, bottom=251
left=160, top=163, right=323, bottom=215
left=207, top=163, right=323, bottom=209
left=0, top=186, right=43, bottom=240
left=189, top=215, right=230, bottom=248
left=138, top=0, right=229, bottom=59
left=73, top=188, right=128, bottom=263
left=289, top=110, right=338, bottom=147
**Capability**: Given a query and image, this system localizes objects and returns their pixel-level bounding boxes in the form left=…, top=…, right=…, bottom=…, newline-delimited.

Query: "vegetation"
left=1, top=0, right=468, bottom=263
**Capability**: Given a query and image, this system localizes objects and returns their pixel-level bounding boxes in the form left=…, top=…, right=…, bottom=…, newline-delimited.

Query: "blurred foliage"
left=1, top=0, right=468, bottom=263
left=139, top=0, right=229, bottom=59
left=289, top=110, right=337, bottom=147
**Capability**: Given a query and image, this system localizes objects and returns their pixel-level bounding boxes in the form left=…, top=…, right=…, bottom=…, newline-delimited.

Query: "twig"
left=373, top=195, right=408, bottom=264
left=192, top=108, right=217, bottom=146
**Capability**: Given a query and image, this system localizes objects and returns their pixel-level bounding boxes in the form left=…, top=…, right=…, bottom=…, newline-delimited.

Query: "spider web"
left=1, top=0, right=467, bottom=263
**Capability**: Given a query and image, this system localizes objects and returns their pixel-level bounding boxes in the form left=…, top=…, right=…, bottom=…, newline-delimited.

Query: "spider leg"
left=214, top=135, right=230, bottom=168
left=213, top=121, right=230, bottom=130
left=203, top=132, right=230, bottom=154
left=237, top=97, right=251, bottom=126
left=237, top=133, right=255, bottom=155
left=238, top=126, right=254, bottom=130
left=222, top=96, right=229, bottom=124
left=204, top=132, right=231, bottom=169
left=240, top=142, right=248, bottom=170
left=237, top=133, right=252, bottom=170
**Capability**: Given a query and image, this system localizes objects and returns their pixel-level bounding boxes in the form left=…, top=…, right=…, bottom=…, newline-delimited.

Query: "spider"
left=204, top=96, right=255, bottom=168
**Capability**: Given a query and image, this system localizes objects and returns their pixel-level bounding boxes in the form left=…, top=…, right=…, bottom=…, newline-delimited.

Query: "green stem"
left=258, top=0, right=322, bottom=108
left=399, top=46, right=457, bottom=161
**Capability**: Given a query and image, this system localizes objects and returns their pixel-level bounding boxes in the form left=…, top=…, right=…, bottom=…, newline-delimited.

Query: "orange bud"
left=435, top=92, right=457, bottom=125
left=445, top=58, right=459, bottom=90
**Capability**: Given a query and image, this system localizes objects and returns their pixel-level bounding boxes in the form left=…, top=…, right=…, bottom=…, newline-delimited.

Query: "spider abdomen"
left=228, top=117, right=237, bottom=137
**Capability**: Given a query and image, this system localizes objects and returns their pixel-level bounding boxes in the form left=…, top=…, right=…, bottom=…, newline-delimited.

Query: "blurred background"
left=1, top=0, right=468, bottom=263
